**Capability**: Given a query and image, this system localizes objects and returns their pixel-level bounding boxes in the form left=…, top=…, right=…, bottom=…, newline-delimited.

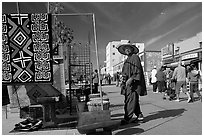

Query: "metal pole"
left=16, top=2, right=20, bottom=14
left=92, top=13, right=103, bottom=110
left=5, top=104, right=7, bottom=119
left=47, top=2, right=50, bottom=13
left=13, top=2, right=22, bottom=112
left=68, top=44, right=72, bottom=114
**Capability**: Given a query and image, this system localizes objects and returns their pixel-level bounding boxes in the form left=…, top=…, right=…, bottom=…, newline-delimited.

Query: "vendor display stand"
left=36, top=96, right=60, bottom=127
left=76, top=13, right=120, bottom=135
left=4, top=3, right=120, bottom=132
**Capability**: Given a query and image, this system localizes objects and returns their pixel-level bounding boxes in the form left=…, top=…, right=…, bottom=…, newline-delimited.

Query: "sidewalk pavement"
left=2, top=85, right=202, bottom=135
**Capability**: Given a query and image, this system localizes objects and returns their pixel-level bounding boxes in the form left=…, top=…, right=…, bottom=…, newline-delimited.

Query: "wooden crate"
left=77, top=110, right=120, bottom=134
left=29, top=105, right=44, bottom=120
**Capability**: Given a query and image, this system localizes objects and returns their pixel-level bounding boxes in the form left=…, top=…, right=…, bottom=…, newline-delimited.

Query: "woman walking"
left=155, top=66, right=166, bottom=98
left=187, top=63, right=202, bottom=102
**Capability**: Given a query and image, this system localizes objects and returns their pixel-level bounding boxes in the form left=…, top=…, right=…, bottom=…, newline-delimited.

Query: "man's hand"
left=126, top=78, right=133, bottom=86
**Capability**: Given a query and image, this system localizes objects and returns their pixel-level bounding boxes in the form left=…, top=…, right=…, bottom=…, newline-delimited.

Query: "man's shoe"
left=198, top=96, right=202, bottom=102
left=137, top=113, right=144, bottom=121
left=120, top=119, right=129, bottom=125
left=187, top=98, right=193, bottom=103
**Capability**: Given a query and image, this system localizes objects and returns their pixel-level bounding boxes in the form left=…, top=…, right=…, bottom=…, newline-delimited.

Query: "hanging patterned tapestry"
left=2, top=13, right=53, bottom=84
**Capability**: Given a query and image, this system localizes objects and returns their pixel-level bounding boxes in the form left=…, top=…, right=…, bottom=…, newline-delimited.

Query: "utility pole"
left=92, top=13, right=104, bottom=110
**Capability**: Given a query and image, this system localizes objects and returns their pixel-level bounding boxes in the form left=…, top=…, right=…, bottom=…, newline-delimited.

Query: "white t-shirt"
left=151, top=69, right=157, bottom=83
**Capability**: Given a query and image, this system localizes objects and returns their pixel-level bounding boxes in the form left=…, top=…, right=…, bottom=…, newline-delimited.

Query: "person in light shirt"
left=171, top=61, right=191, bottom=102
left=187, top=63, right=202, bottom=102
left=151, top=66, right=158, bottom=93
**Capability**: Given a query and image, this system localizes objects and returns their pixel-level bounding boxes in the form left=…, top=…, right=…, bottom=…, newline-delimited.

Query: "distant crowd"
left=150, top=61, right=202, bottom=103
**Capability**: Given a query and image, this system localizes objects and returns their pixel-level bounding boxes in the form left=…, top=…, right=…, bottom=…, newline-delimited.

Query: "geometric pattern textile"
left=2, top=13, right=53, bottom=84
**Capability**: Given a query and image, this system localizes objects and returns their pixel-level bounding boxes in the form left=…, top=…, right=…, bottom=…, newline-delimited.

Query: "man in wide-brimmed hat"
left=117, top=43, right=147, bottom=125
left=117, top=43, right=139, bottom=55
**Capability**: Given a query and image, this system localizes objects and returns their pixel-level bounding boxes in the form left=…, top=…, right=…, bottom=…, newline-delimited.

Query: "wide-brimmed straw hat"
left=116, top=43, right=139, bottom=55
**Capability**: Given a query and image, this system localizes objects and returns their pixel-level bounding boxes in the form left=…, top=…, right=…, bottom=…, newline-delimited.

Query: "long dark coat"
left=2, top=85, right=10, bottom=106
left=121, top=54, right=147, bottom=96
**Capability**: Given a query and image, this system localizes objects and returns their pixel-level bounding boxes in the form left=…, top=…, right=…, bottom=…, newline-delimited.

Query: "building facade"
left=105, top=40, right=129, bottom=77
left=105, top=40, right=161, bottom=85
left=110, top=42, right=146, bottom=76
left=161, top=32, right=202, bottom=89
left=162, top=32, right=202, bottom=70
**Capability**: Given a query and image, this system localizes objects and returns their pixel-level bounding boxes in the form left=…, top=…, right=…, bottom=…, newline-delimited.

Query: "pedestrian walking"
left=151, top=66, right=158, bottom=93
left=163, top=67, right=176, bottom=100
left=162, top=65, right=168, bottom=91
left=171, top=61, right=191, bottom=102
left=116, top=72, right=120, bottom=87
left=107, top=73, right=111, bottom=85
left=117, top=43, right=147, bottom=125
left=187, top=63, right=202, bottom=102
left=92, top=69, right=99, bottom=93
left=155, top=66, right=166, bottom=98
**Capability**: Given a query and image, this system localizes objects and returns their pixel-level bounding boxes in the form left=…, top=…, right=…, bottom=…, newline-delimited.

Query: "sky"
left=2, top=2, right=202, bottom=69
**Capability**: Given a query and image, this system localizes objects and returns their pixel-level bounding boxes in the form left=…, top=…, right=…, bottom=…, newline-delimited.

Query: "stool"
left=37, top=96, right=59, bottom=127
left=29, top=104, right=44, bottom=120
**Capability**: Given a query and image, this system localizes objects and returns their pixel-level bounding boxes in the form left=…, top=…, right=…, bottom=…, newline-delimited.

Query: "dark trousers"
left=157, top=81, right=166, bottom=93
left=2, top=85, right=10, bottom=106
left=189, top=82, right=201, bottom=99
left=93, top=83, right=98, bottom=93
left=116, top=79, right=119, bottom=87
left=152, top=82, right=157, bottom=92
left=124, top=84, right=141, bottom=121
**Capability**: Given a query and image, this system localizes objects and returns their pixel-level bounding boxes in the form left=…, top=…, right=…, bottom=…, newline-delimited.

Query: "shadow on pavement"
left=179, top=97, right=188, bottom=102
left=115, top=127, right=144, bottom=135
left=143, top=108, right=186, bottom=123
left=111, top=116, right=141, bottom=128
left=112, top=108, right=186, bottom=135
left=179, top=97, right=201, bottom=102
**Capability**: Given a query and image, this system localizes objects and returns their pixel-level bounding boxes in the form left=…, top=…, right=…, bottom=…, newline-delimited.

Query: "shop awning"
left=166, top=60, right=192, bottom=68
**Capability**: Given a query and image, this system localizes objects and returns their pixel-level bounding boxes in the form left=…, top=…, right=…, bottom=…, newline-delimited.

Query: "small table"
left=65, top=84, right=91, bottom=114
